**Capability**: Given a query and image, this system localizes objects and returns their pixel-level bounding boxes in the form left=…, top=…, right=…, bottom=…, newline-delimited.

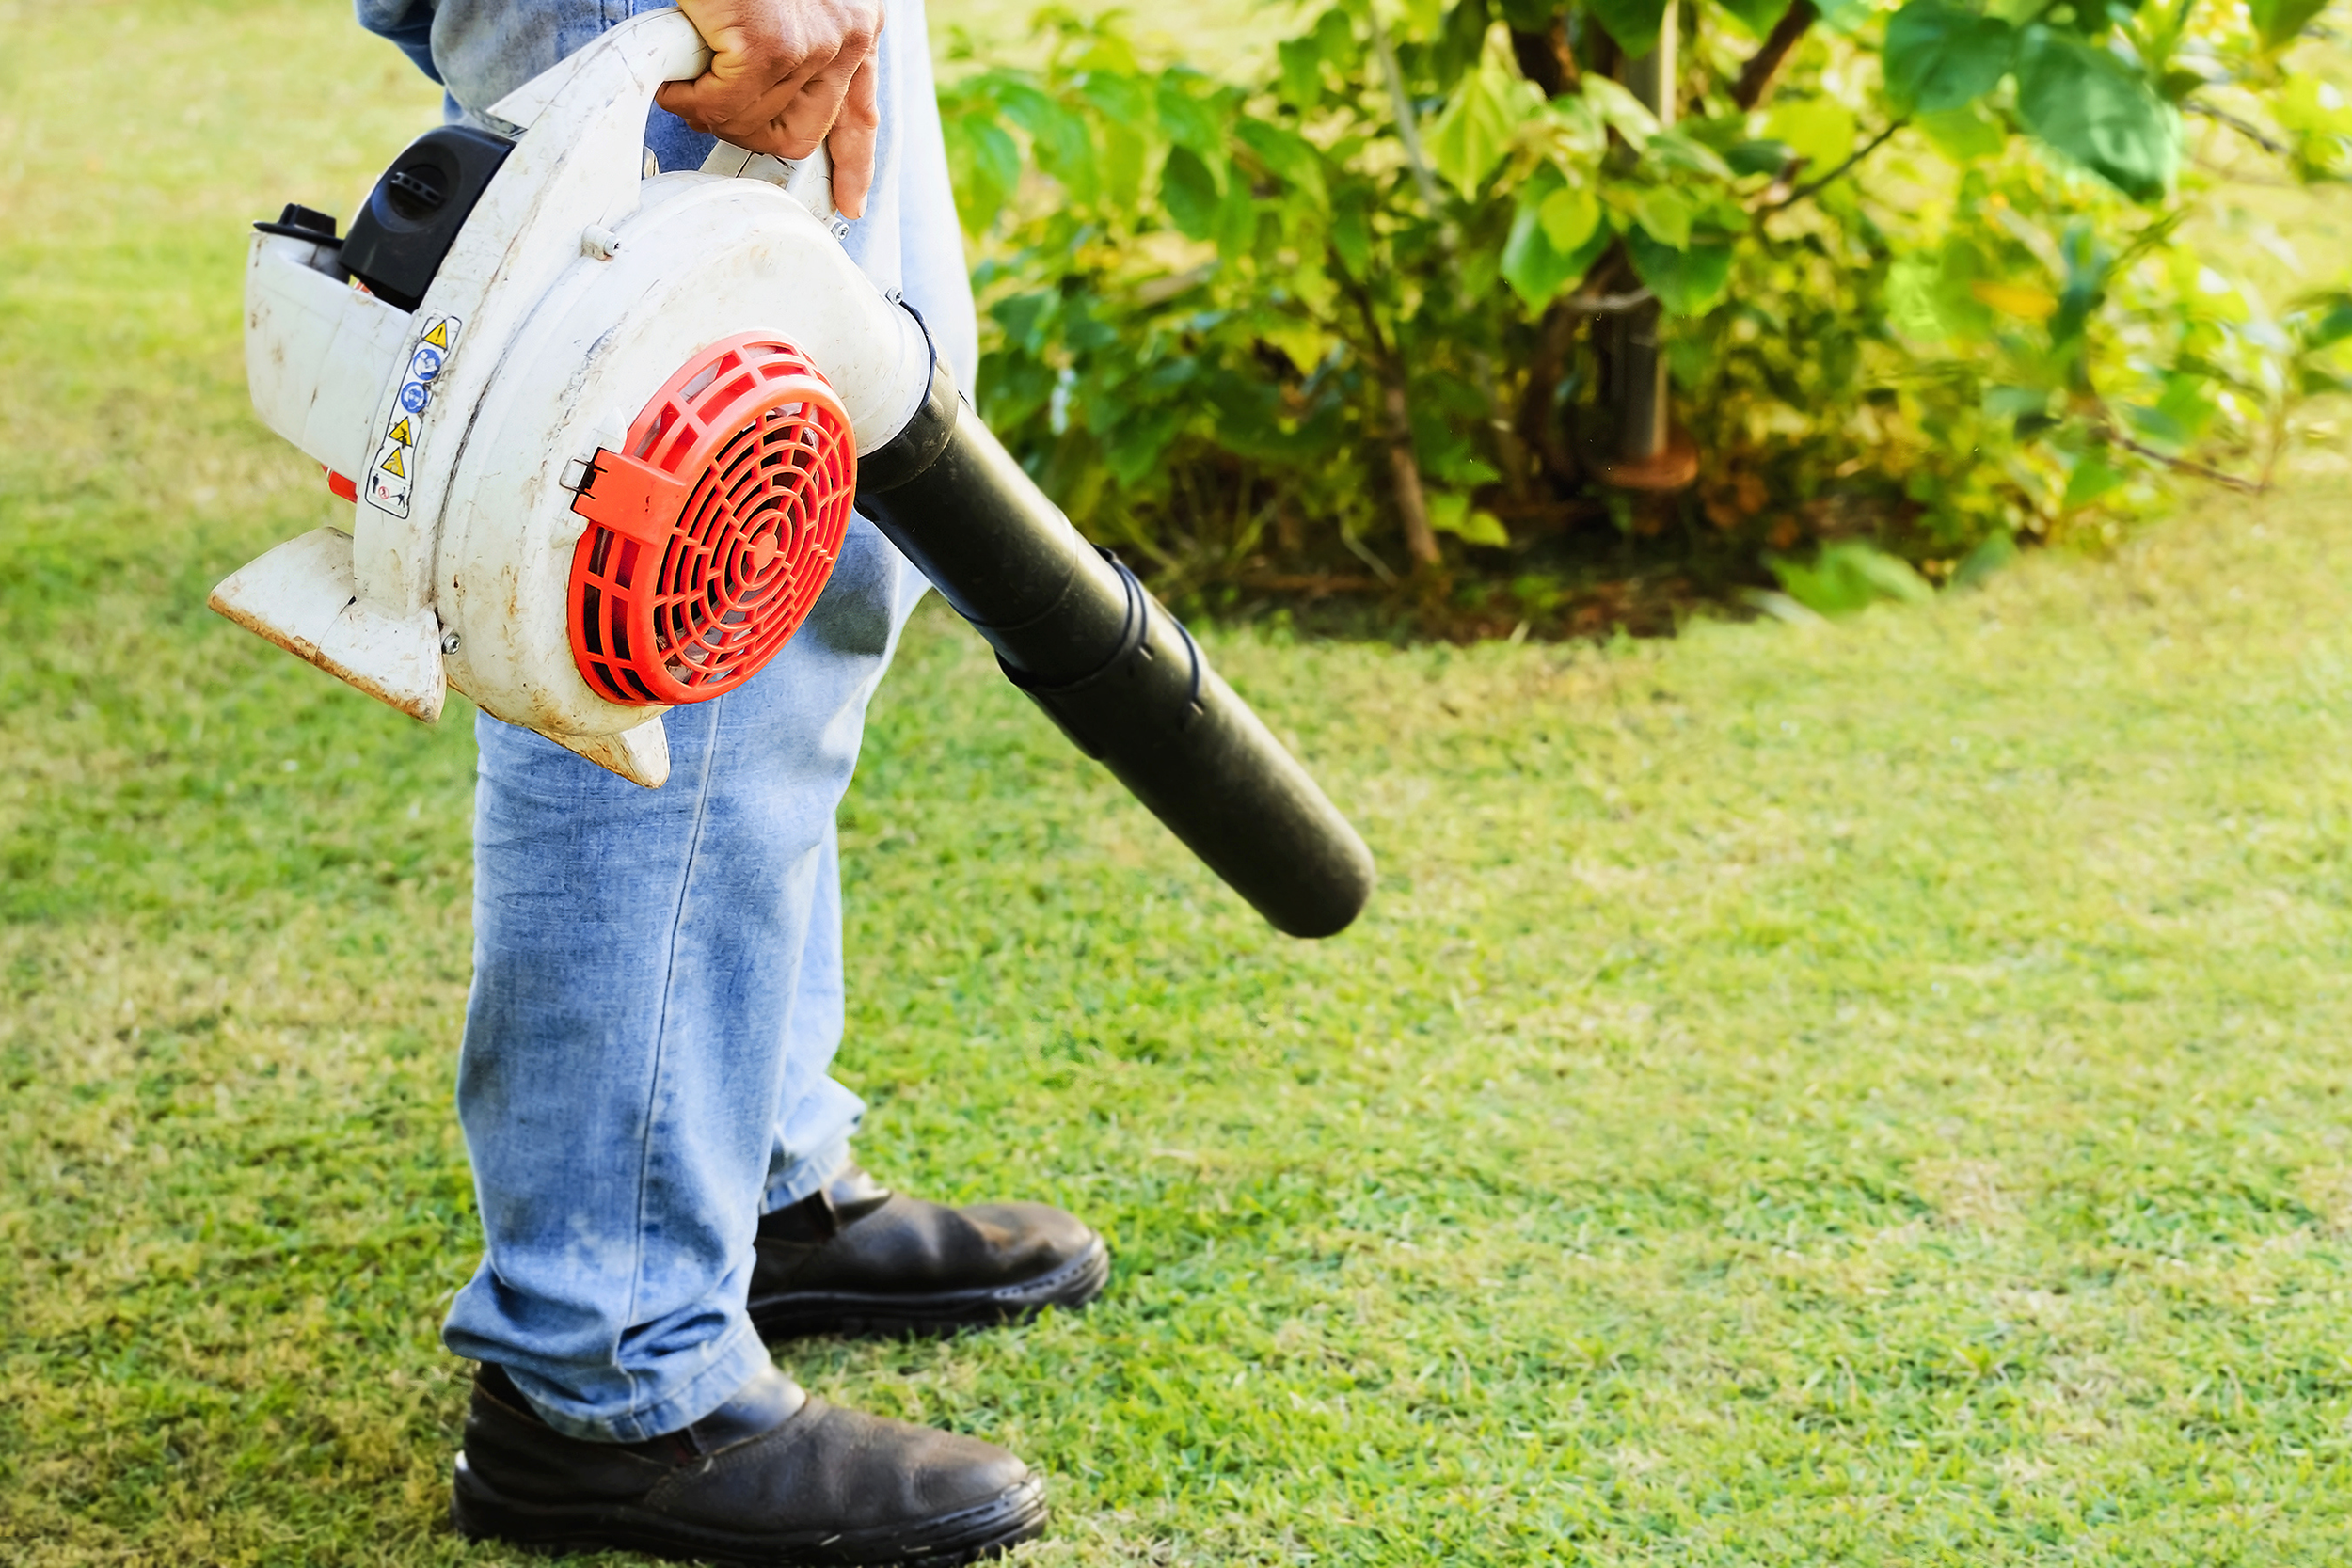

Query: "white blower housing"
left=217, top=7, right=1376, bottom=938
left=215, top=9, right=932, bottom=787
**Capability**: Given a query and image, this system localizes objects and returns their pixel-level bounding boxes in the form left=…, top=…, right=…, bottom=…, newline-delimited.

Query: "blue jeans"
left=357, top=0, right=978, bottom=1442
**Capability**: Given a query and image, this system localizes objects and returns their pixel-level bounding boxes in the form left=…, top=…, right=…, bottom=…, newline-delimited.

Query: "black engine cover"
left=342, top=125, right=514, bottom=312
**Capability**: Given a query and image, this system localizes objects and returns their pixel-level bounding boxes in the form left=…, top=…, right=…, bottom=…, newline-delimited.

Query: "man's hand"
left=657, top=0, right=885, bottom=219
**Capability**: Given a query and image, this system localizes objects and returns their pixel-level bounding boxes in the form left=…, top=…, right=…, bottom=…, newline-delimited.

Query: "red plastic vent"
left=568, top=333, right=855, bottom=706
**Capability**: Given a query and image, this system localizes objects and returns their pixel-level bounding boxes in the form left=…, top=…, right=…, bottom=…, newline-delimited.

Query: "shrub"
left=939, top=0, right=2352, bottom=625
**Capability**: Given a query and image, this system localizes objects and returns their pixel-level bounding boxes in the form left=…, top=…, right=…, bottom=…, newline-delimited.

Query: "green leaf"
left=1718, top=0, right=1793, bottom=37
left=2307, top=297, right=2352, bottom=349
left=2015, top=32, right=2179, bottom=200
left=1104, top=405, right=1188, bottom=486
left=1078, top=71, right=1151, bottom=127
left=1771, top=542, right=1934, bottom=615
left=1235, top=119, right=1327, bottom=200
left=1279, top=35, right=1325, bottom=107
left=1848, top=546, right=1935, bottom=604
left=2062, top=451, right=2125, bottom=509
left=1428, top=492, right=1512, bottom=546
left=1502, top=172, right=1611, bottom=307
left=996, top=84, right=1097, bottom=201
left=1630, top=184, right=1694, bottom=247
left=1883, top=0, right=2015, bottom=114
left=1160, top=146, right=1223, bottom=239
left=1725, top=138, right=1798, bottom=175
left=2153, top=372, right=2217, bottom=439
left=1948, top=531, right=2018, bottom=590
left=1217, top=163, right=1260, bottom=258
left=1539, top=182, right=1602, bottom=251
left=1581, top=77, right=1662, bottom=148
left=2122, top=402, right=2190, bottom=448
left=1313, top=8, right=1360, bottom=71
left=1929, top=236, right=1997, bottom=339
left=1433, top=0, right=1496, bottom=90
left=1156, top=74, right=1225, bottom=156
left=1426, top=61, right=1531, bottom=197
left=2249, top=0, right=2329, bottom=50
left=1982, top=384, right=2050, bottom=420
left=1915, top=103, right=2008, bottom=161
left=2160, top=67, right=2210, bottom=102
left=1333, top=193, right=1374, bottom=279
left=1644, top=128, right=1736, bottom=179
left=943, top=114, right=1021, bottom=235
left=1625, top=229, right=1733, bottom=315
left=1886, top=253, right=1948, bottom=341
left=1588, top=0, right=1670, bottom=56
left=1499, top=0, right=1559, bottom=28
left=975, top=349, right=1056, bottom=430
left=1101, top=123, right=1148, bottom=206
left=990, top=290, right=1058, bottom=356
left=1763, top=97, right=1856, bottom=169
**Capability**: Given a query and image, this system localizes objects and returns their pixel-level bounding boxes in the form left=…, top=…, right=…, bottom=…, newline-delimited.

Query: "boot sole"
left=451, top=1454, right=1047, bottom=1567
left=749, top=1235, right=1111, bottom=1343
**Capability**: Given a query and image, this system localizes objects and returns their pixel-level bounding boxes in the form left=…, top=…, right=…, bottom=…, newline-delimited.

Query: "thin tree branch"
left=1563, top=287, right=1657, bottom=314
left=2184, top=99, right=2290, bottom=157
left=1367, top=7, right=1446, bottom=214
left=1733, top=0, right=1817, bottom=110
left=2092, top=421, right=2268, bottom=493
left=1341, top=267, right=1441, bottom=569
left=1338, top=531, right=1404, bottom=583
left=1760, top=119, right=1907, bottom=210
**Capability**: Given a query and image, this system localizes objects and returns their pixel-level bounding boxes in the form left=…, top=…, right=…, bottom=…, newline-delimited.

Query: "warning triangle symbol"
left=380, top=448, right=406, bottom=479
left=421, top=321, right=451, bottom=350
left=387, top=418, right=414, bottom=446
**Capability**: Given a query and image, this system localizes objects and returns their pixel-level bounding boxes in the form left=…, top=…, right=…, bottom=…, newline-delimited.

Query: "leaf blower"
left=209, top=9, right=1374, bottom=938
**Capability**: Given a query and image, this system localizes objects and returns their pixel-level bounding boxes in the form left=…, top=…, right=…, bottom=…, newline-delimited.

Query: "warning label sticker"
left=367, top=315, right=460, bottom=518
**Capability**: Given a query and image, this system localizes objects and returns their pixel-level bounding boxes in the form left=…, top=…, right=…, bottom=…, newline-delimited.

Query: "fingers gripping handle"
left=486, top=10, right=837, bottom=223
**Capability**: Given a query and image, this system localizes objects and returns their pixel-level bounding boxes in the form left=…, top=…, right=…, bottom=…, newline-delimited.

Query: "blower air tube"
left=856, top=357, right=1375, bottom=940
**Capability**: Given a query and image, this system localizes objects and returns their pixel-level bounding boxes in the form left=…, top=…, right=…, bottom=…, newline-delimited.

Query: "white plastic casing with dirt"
left=216, top=9, right=932, bottom=786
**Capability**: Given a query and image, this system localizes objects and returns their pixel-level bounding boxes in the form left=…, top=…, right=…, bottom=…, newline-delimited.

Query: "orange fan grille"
left=568, top=333, right=855, bottom=706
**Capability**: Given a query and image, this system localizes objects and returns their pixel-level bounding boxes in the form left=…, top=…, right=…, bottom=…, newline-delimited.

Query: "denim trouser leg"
left=428, top=0, right=977, bottom=1444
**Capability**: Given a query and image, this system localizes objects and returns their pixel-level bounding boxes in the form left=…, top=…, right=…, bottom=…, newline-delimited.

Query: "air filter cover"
left=568, top=333, right=854, bottom=705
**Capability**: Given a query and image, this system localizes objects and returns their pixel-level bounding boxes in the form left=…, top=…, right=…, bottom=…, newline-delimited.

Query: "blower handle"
left=485, top=9, right=712, bottom=136
left=647, top=11, right=717, bottom=82
left=485, top=10, right=848, bottom=241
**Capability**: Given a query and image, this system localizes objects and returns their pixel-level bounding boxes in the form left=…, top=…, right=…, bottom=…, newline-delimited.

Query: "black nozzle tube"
left=858, top=360, right=1375, bottom=939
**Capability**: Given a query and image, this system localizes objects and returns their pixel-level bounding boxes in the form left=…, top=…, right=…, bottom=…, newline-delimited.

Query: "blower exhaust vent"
left=568, top=333, right=854, bottom=705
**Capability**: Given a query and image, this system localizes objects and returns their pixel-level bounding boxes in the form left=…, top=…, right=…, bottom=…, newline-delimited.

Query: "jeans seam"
left=622, top=700, right=723, bottom=1430
left=604, top=1319, right=768, bottom=1444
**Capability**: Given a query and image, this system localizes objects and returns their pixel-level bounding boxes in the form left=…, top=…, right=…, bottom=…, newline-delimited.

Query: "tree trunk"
left=1510, top=19, right=1580, bottom=98
left=1615, top=17, right=1676, bottom=467
left=1518, top=300, right=1582, bottom=490
left=1734, top=0, right=1817, bottom=110
left=1382, top=378, right=1441, bottom=569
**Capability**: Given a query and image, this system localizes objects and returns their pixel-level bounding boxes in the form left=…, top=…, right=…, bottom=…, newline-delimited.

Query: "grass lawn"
left=10, top=1, right=2352, bottom=1563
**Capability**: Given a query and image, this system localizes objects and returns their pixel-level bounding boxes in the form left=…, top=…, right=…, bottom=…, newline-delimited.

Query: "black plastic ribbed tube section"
left=857, top=376, right=1375, bottom=940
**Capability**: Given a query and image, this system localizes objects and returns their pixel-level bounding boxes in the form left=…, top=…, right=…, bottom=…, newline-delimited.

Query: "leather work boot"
left=451, top=1361, right=1047, bottom=1566
left=749, top=1165, right=1110, bottom=1342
